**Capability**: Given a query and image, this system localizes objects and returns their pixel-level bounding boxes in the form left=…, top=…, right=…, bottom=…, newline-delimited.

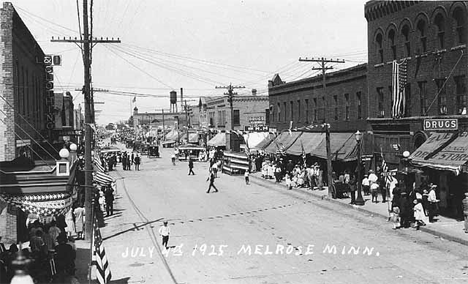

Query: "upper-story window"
left=376, top=33, right=384, bottom=63
left=402, top=25, right=411, bottom=57
left=290, top=101, right=294, bottom=122
left=333, top=95, right=338, bottom=120
left=344, top=93, right=350, bottom=121
left=297, top=100, right=301, bottom=122
left=233, top=110, right=240, bottom=126
left=313, top=98, right=318, bottom=122
left=436, top=79, right=447, bottom=115
left=356, top=91, right=362, bottom=119
left=320, top=96, right=326, bottom=121
left=388, top=29, right=397, bottom=60
left=416, top=19, right=427, bottom=52
left=377, top=87, right=385, bottom=117
left=284, top=102, right=287, bottom=122
left=453, top=7, right=466, bottom=45
left=305, top=99, right=309, bottom=123
left=455, top=75, right=466, bottom=114
left=418, top=81, right=427, bottom=116
left=434, top=13, right=445, bottom=49
left=277, top=103, right=281, bottom=122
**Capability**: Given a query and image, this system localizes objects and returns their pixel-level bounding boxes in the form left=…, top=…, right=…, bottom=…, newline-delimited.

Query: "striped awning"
left=93, top=171, right=114, bottom=186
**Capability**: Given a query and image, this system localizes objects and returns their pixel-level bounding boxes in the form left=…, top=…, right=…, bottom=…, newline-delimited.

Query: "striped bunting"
left=94, top=218, right=112, bottom=284
left=391, top=59, right=407, bottom=118
left=93, top=156, right=105, bottom=173
left=93, top=171, right=114, bottom=186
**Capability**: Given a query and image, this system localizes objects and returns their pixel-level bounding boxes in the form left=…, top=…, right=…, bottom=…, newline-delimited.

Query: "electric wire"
left=104, top=45, right=175, bottom=89
left=0, top=96, right=59, bottom=156
left=0, top=117, right=54, bottom=169
left=0, top=109, right=58, bottom=161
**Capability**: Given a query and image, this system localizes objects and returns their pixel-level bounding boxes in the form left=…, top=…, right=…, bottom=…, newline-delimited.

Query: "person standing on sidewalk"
left=427, top=184, right=439, bottom=223
left=463, top=192, right=468, bottom=233
left=105, top=186, right=115, bottom=216
left=158, top=221, right=170, bottom=249
left=188, top=158, right=195, bottom=175
left=206, top=171, right=219, bottom=193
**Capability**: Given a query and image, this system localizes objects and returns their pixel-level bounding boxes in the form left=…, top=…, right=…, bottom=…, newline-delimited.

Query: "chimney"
left=251, top=89, right=257, bottom=96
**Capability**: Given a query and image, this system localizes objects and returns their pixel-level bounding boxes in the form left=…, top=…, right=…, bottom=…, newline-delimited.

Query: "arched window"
left=453, top=7, right=465, bottom=45
left=388, top=29, right=396, bottom=59
left=376, top=33, right=383, bottom=63
left=434, top=13, right=445, bottom=49
left=401, top=25, right=411, bottom=57
left=416, top=19, right=427, bottom=52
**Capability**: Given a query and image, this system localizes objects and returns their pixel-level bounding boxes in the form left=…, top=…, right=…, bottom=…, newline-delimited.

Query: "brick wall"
left=366, top=1, right=468, bottom=121
left=268, top=64, right=368, bottom=132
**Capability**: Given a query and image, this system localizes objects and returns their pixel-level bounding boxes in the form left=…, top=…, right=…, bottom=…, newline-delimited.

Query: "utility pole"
left=51, top=1, right=120, bottom=242
left=299, top=57, right=345, bottom=199
left=184, top=100, right=189, bottom=143
left=162, top=108, right=165, bottom=142
left=215, top=84, right=245, bottom=130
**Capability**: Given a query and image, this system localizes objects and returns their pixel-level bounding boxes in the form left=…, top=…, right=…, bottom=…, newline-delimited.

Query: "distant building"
left=203, top=90, right=269, bottom=131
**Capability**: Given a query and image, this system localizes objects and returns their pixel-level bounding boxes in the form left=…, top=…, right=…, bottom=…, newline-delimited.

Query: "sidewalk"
left=249, top=171, right=468, bottom=246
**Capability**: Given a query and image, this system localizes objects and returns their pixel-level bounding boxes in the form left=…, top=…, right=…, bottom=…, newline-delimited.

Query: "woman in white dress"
left=65, top=207, right=75, bottom=237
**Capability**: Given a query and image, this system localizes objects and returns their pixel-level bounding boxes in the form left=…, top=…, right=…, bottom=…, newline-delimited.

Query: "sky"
left=9, top=0, right=369, bottom=126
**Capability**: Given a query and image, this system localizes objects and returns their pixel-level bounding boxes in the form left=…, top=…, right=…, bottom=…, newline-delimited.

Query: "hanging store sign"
left=244, top=125, right=269, bottom=132
left=423, top=118, right=458, bottom=131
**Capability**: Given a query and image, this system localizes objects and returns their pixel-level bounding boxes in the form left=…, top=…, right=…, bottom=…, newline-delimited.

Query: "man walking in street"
left=206, top=171, right=218, bottom=193
left=158, top=221, right=170, bottom=250
left=188, top=158, right=195, bottom=175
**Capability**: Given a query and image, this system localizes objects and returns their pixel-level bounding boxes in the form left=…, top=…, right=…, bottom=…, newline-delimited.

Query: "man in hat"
left=427, top=184, right=439, bottom=222
left=158, top=221, right=170, bottom=249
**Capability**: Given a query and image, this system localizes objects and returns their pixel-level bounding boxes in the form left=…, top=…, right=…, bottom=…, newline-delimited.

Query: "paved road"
left=102, top=146, right=468, bottom=284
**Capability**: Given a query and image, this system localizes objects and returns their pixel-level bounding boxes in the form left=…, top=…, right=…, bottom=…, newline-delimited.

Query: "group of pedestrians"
left=121, top=151, right=141, bottom=171
left=390, top=182, right=440, bottom=230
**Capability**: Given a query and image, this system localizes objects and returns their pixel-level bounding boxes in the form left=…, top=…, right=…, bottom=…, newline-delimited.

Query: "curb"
left=249, top=173, right=468, bottom=246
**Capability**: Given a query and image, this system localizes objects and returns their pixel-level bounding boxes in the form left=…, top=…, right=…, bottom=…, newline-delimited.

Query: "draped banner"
left=0, top=192, right=72, bottom=217
left=391, top=59, right=407, bottom=118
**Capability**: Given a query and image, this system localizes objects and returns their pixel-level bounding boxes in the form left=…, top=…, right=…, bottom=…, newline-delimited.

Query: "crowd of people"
left=99, top=151, right=141, bottom=172
left=0, top=217, right=79, bottom=283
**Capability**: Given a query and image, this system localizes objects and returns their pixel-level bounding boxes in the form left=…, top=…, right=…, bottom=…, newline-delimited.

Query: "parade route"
left=99, top=147, right=468, bottom=284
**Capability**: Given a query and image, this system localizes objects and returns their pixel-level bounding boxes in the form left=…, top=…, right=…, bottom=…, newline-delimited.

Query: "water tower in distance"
left=170, top=90, right=178, bottom=113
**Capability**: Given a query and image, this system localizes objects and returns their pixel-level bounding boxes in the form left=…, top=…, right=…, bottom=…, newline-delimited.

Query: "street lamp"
left=354, top=130, right=365, bottom=206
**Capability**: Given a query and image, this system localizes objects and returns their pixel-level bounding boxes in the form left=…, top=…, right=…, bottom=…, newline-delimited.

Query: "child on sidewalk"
left=390, top=207, right=401, bottom=230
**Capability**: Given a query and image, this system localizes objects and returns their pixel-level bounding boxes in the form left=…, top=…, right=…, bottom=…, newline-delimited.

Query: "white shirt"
left=368, top=173, right=378, bottom=184
left=428, top=189, right=437, bottom=202
left=159, top=225, right=170, bottom=236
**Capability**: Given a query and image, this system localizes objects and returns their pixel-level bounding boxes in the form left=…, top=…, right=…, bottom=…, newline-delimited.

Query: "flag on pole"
left=132, top=96, right=136, bottom=103
left=391, top=59, right=407, bottom=118
left=93, top=156, right=105, bottom=173
left=381, top=149, right=392, bottom=184
left=94, top=218, right=112, bottom=284
left=93, top=171, right=114, bottom=186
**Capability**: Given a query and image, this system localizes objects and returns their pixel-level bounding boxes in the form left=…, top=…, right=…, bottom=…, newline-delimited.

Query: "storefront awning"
left=207, top=133, right=226, bottom=147
left=409, top=132, right=468, bottom=174
left=310, top=132, right=358, bottom=162
left=263, top=131, right=303, bottom=154
left=252, top=134, right=275, bottom=150
left=243, top=132, right=272, bottom=150
left=286, top=132, right=324, bottom=156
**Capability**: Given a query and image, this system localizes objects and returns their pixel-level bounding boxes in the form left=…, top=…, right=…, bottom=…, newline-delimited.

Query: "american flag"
left=381, top=152, right=392, bottom=184
left=94, top=218, right=112, bottom=284
left=301, top=140, right=306, bottom=166
left=391, top=59, right=407, bottom=118
left=93, top=171, right=114, bottom=186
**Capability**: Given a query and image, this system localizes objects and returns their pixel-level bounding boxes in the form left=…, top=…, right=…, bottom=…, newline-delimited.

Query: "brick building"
left=365, top=0, right=468, bottom=165
left=268, top=64, right=368, bottom=133
left=0, top=2, right=48, bottom=161
left=204, top=91, right=269, bottom=131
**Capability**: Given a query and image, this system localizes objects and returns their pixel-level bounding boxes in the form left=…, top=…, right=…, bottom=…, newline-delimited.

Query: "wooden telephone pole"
left=51, top=0, right=120, bottom=241
left=215, top=84, right=245, bottom=130
left=298, top=57, right=345, bottom=198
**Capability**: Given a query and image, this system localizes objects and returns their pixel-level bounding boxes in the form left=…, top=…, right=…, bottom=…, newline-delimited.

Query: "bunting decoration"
left=94, top=218, right=112, bottom=284
left=391, top=59, right=407, bottom=118
left=301, top=140, right=306, bottom=167
left=381, top=148, right=392, bottom=185
left=93, top=171, right=114, bottom=186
